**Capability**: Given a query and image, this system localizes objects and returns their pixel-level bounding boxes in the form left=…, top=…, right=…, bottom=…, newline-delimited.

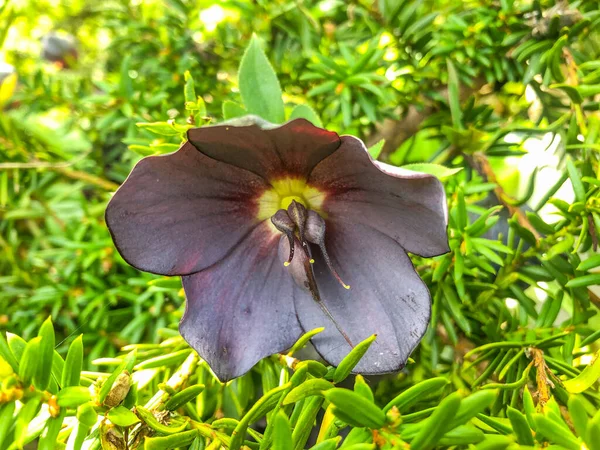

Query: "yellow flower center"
left=257, top=177, right=326, bottom=221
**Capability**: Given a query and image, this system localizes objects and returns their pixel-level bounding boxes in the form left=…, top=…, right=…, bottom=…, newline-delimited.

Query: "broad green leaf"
left=289, top=104, right=323, bottom=127
left=107, top=406, right=140, bottom=427
left=222, top=100, right=247, bottom=120
left=238, top=35, right=285, bottom=123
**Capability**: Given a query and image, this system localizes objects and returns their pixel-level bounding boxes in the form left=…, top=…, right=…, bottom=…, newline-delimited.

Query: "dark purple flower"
left=106, top=118, right=448, bottom=381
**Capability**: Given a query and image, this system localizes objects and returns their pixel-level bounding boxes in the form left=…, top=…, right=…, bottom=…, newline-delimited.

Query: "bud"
left=100, top=422, right=126, bottom=450
left=104, top=371, right=131, bottom=408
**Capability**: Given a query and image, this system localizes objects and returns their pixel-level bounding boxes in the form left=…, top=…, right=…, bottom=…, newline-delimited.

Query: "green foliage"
left=1, top=0, right=600, bottom=448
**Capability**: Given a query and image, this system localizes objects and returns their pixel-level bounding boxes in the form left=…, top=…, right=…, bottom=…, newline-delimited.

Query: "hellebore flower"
left=106, top=118, right=448, bottom=381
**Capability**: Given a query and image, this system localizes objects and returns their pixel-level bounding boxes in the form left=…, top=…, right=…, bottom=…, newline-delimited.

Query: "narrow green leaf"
left=577, top=254, right=600, bottom=272
left=326, top=388, right=386, bottom=429
left=36, top=316, right=55, bottom=390
left=62, top=334, right=83, bottom=388
left=144, top=430, right=199, bottom=449
left=137, top=406, right=189, bottom=434
left=165, top=384, right=205, bottom=411
left=368, top=139, right=385, bottom=160
left=273, top=411, right=293, bottom=450
left=284, top=378, right=334, bottom=405
left=401, top=163, right=462, bottom=180
left=568, top=395, right=589, bottom=440
left=410, top=392, right=462, bottom=450
left=288, top=327, right=324, bottom=356
left=446, top=59, right=463, bottom=129
left=534, top=414, right=579, bottom=450
left=566, top=274, right=600, bottom=288
left=19, top=337, right=41, bottom=386
left=383, top=377, right=449, bottom=412
left=292, top=396, right=324, bottom=450
left=333, top=334, right=376, bottom=383
left=183, top=70, right=196, bottom=104
left=563, top=351, right=600, bottom=393
left=566, top=157, right=586, bottom=202
left=506, top=406, right=534, bottom=445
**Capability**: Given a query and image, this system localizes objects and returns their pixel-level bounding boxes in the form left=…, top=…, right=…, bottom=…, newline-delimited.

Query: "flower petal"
left=309, top=135, right=449, bottom=257
left=180, top=222, right=303, bottom=381
left=294, top=219, right=431, bottom=373
left=106, top=142, right=267, bottom=276
left=187, top=118, right=341, bottom=180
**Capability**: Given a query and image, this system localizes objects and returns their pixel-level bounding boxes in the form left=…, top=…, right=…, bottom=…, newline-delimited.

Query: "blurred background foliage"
left=2, top=0, right=600, bottom=448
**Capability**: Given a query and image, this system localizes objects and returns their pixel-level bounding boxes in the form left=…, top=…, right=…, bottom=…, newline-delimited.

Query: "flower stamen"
left=287, top=200, right=312, bottom=261
left=305, top=210, right=350, bottom=290
left=271, top=209, right=296, bottom=266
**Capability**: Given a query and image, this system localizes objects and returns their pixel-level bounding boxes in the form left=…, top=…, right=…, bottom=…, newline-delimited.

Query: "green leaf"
left=0, top=402, right=16, bottom=449
left=137, top=122, right=182, bottom=136
left=144, top=430, right=199, bottom=450
left=384, top=377, right=449, bottom=412
left=506, top=406, right=534, bottom=445
left=19, top=337, right=41, bottom=386
left=183, top=70, right=196, bottom=104
left=550, top=84, right=583, bottom=104
left=587, top=409, right=600, bottom=450
left=0, top=332, right=18, bottom=373
left=563, top=351, right=600, bottom=393
left=578, top=254, right=600, bottom=272
left=368, top=139, right=385, bottom=160
left=35, top=316, right=54, bottom=390
left=565, top=274, right=600, bottom=288
left=325, top=388, right=386, bottom=429
left=446, top=59, right=463, bottom=129
left=333, top=334, right=376, bottom=383
left=289, top=104, right=323, bottom=128
left=273, top=411, right=293, bottom=450
left=283, top=378, right=334, bottom=405
left=165, top=384, right=205, bottom=411
left=566, top=157, right=586, bottom=202
left=238, top=35, right=285, bottom=123
left=450, top=390, right=497, bottom=428
left=222, top=100, right=247, bottom=120
left=353, top=375, right=374, bottom=402
left=401, top=163, right=462, bottom=180
left=107, top=406, right=141, bottom=427
left=137, top=406, right=189, bottom=434
left=568, top=395, right=589, bottom=439
left=57, top=386, right=91, bottom=408
left=292, top=396, right=324, bottom=450
left=62, top=334, right=83, bottom=388
left=410, top=392, right=462, bottom=450
left=534, top=414, right=579, bottom=450
left=288, top=327, right=324, bottom=356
